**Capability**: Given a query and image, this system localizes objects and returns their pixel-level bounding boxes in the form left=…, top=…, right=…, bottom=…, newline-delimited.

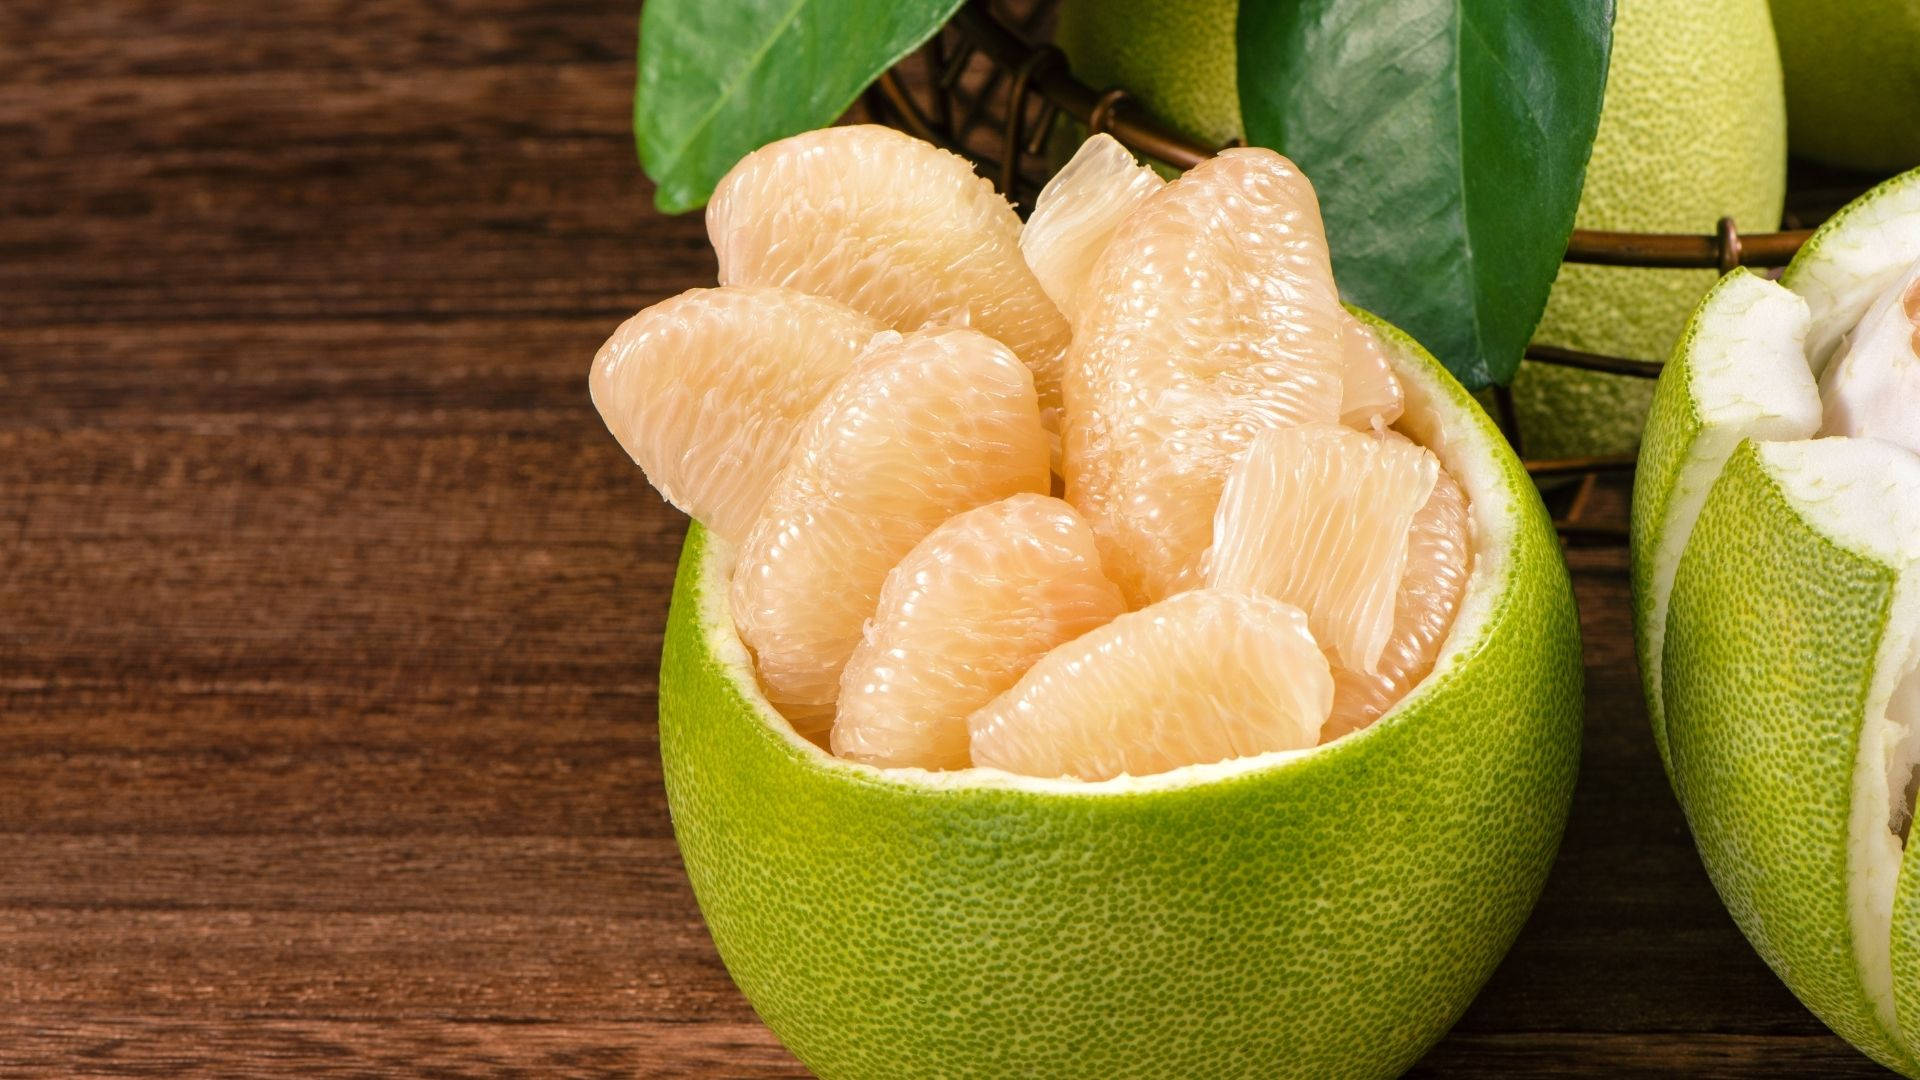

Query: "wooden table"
left=0, top=3, right=1893, bottom=1076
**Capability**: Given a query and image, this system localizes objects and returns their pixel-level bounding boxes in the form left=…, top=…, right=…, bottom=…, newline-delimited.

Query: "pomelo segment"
left=1629, top=269, right=1821, bottom=767
left=1064, top=147, right=1348, bottom=602
left=588, top=286, right=882, bottom=545
left=1325, top=455, right=1471, bottom=742
left=967, top=588, right=1333, bottom=782
left=658, top=309, right=1581, bottom=1079
left=1661, top=437, right=1920, bottom=1074
left=729, top=327, right=1049, bottom=727
left=832, top=494, right=1126, bottom=771
left=1019, top=133, right=1163, bottom=324
left=1337, top=313, right=1405, bottom=432
left=707, top=125, right=1071, bottom=428
left=1817, top=259, right=1920, bottom=454
left=1780, top=166, right=1920, bottom=374
left=1206, top=423, right=1437, bottom=676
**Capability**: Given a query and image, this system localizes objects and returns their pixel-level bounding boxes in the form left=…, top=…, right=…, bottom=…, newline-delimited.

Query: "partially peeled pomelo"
left=660, top=311, right=1581, bottom=1078
left=1632, top=167, right=1920, bottom=1074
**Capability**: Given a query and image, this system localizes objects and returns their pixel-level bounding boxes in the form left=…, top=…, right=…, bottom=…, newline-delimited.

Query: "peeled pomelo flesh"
left=832, top=494, right=1126, bottom=771
left=1064, top=147, right=1349, bottom=602
left=730, top=327, right=1050, bottom=727
left=1327, top=454, right=1472, bottom=741
left=588, top=286, right=882, bottom=545
left=1817, top=259, right=1920, bottom=454
left=1207, top=423, right=1439, bottom=676
left=1019, top=133, right=1163, bottom=324
left=707, top=124, right=1071, bottom=429
left=1338, top=313, right=1405, bottom=432
left=968, top=588, right=1333, bottom=781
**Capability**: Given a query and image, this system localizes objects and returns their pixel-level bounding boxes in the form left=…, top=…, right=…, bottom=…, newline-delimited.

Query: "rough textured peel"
left=1629, top=269, right=1820, bottom=767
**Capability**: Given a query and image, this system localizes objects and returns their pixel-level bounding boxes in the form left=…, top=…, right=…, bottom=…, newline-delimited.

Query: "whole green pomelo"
left=1054, top=0, right=1788, bottom=463
left=659, top=315, right=1582, bottom=1079
left=1768, top=0, right=1920, bottom=173
left=1518, top=0, right=1787, bottom=461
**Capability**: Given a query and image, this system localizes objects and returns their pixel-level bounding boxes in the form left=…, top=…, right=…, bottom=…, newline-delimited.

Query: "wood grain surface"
left=0, top=2, right=1895, bottom=1076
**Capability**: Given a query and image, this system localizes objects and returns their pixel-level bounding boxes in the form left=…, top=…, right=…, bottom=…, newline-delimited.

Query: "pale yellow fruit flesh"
left=1327, top=453, right=1472, bottom=742
left=1207, top=423, right=1438, bottom=676
left=1019, top=133, right=1164, bottom=325
left=707, top=125, right=1071, bottom=427
left=730, top=327, right=1050, bottom=727
left=832, top=494, right=1127, bottom=771
left=1064, top=147, right=1348, bottom=604
left=588, top=286, right=882, bottom=546
left=967, top=588, right=1334, bottom=782
left=1338, top=313, right=1406, bottom=432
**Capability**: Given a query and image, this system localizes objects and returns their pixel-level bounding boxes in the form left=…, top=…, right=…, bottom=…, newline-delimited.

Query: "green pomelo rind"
left=657, top=313, right=1582, bottom=1080
left=1520, top=0, right=1787, bottom=460
left=1629, top=268, right=1818, bottom=772
left=1768, top=0, right=1920, bottom=174
left=1780, top=166, right=1920, bottom=375
left=1662, top=439, right=1920, bottom=1076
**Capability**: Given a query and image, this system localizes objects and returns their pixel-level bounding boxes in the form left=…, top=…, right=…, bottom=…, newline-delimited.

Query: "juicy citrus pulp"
left=707, top=124, right=1071, bottom=433
left=832, top=494, right=1126, bottom=771
left=1063, top=147, right=1351, bottom=603
left=589, top=286, right=881, bottom=545
left=968, top=588, right=1332, bottom=782
left=1019, top=133, right=1163, bottom=325
left=729, top=326, right=1049, bottom=728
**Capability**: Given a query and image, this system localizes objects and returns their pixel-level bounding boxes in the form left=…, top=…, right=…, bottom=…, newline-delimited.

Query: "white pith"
left=1748, top=438, right=1920, bottom=1041
left=1643, top=273, right=1820, bottom=733
left=1816, top=257, right=1920, bottom=456
left=1784, top=171, right=1920, bottom=376
left=692, top=327, right=1520, bottom=796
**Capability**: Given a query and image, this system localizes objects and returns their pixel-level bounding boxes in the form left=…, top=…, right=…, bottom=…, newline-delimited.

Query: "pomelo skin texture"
left=657, top=314, right=1581, bottom=1079
left=1517, top=0, right=1787, bottom=462
left=1633, top=170, right=1920, bottom=1073
left=1768, top=0, right=1920, bottom=173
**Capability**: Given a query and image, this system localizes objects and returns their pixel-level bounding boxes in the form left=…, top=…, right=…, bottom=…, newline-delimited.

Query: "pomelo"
left=1768, top=0, right=1920, bottom=173
left=1517, top=0, right=1787, bottom=461
left=1632, top=167, right=1920, bottom=1072
left=659, top=311, right=1582, bottom=1078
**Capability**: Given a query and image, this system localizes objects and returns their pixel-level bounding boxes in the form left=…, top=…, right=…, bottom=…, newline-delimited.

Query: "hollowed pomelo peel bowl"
left=1632, top=168, right=1920, bottom=1073
left=660, top=313, right=1582, bottom=1080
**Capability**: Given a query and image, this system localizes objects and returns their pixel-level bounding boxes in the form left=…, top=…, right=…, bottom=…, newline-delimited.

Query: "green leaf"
left=636, top=0, right=965, bottom=215
left=1238, top=1, right=1613, bottom=388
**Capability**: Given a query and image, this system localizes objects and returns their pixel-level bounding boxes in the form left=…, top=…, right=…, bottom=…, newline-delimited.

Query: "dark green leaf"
left=636, top=0, right=964, bottom=215
left=1238, top=1, right=1613, bottom=388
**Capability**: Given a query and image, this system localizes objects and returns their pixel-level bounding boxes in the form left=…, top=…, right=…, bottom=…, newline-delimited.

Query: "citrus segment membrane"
left=832, top=494, right=1126, bottom=771
left=1818, top=259, right=1920, bottom=455
left=1325, top=453, right=1471, bottom=742
left=1337, top=312, right=1405, bottom=432
left=1207, top=423, right=1439, bottom=677
left=1630, top=270, right=1821, bottom=761
left=1064, top=147, right=1349, bottom=602
left=707, top=125, right=1071, bottom=429
left=589, top=286, right=883, bottom=545
left=1019, top=133, right=1163, bottom=325
left=967, top=588, right=1333, bottom=782
left=1781, top=166, right=1920, bottom=374
left=729, top=327, right=1050, bottom=729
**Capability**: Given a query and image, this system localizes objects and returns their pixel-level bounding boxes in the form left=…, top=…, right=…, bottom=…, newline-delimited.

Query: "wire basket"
left=862, top=0, right=1878, bottom=545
